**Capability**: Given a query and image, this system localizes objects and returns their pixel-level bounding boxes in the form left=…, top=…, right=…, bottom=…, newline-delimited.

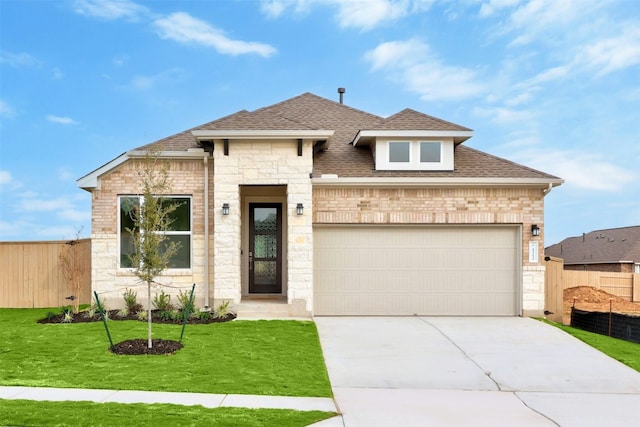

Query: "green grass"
left=541, top=319, right=640, bottom=372
left=0, top=308, right=332, bottom=397
left=0, top=399, right=336, bottom=427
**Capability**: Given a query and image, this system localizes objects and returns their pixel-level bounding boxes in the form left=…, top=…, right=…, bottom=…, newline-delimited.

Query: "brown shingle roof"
left=545, top=226, right=640, bottom=265
left=373, top=108, right=472, bottom=131
left=136, top=92, right=560, bottom=181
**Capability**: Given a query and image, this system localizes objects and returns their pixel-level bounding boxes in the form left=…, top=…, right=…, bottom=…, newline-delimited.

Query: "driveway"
left=314, top=317, right=640, bottom=427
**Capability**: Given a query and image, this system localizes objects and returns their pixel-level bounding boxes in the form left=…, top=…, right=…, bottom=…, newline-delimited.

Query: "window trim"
left=118, top=195, right=192, bottom=270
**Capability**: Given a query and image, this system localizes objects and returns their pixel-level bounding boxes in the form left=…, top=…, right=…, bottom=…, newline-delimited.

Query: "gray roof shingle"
left=545, top=226, right=640, bottom=264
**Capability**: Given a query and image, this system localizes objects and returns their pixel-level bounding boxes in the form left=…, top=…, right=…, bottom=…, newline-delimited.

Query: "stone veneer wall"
left=212, top=139, right=314, bottom=310
left=312, top=186, right=547, bottom=316
left=90, top=158, right=212, bottom=309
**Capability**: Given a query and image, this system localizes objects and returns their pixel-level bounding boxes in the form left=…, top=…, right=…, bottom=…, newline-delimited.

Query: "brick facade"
left=313, top=186, right=547, bottom=315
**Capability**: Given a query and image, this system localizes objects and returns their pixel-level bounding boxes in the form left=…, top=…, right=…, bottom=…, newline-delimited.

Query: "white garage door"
left=313, top=225, right=520, bottom=316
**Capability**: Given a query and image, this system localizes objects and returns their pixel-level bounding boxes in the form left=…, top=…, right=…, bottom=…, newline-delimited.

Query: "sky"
left=1, top=0, right=639, bottom=246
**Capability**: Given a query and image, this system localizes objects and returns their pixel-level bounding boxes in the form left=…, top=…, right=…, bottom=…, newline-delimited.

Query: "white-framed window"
left=119, top=195, right=192, bottom=269
left=389, top=141, right=411, bottom=163
left=420, top=141, right=441, bottom=163
left=376, top=139, right=451, bottom=171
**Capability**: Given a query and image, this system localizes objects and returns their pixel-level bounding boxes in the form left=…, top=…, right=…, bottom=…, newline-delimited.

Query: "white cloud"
left=17, top=197, right=74, bottom=212
left=576, top=25, right=640, bottom=76
left=72, top=0, right=148, bottom=21
left=0, top=50, right=41, bottom=68
left=365, top=39, right=485, bottom=101
left=0, top=100, right=15, bottom=118
left=58, top=208, right=91, bottom=223
left=46, top=115, right=78, bottom=125
left=518, top=149, right=637, bottom=191
left=52, top=68, right=64, bottom=79
left=479, top=0, right=522, bottom=18
left=153, top=12, right=277, bottom=57
left=472, top=105, right=535, bottom=124
left=0, top=170, right=12, bottom=187
left=260, top=0, right=433, bottom=31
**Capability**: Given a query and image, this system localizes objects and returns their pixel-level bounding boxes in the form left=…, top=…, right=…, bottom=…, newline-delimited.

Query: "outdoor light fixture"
left=222, top=203, right=230, bottom=216
left=531, top=224, right=540, bottom=237
left=296, top=203, right=304, bottom=215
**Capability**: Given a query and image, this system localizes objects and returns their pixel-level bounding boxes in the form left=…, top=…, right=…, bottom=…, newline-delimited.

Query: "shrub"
left=117, top=308, right=129, bottom=318
left=214, top=300, right=235, bottom=319
left=177, top=290, right=195, bottom=314
left=62, top=311, right=73, bottom=323
left=198, top=310, right=211, bottom=321
left=136, top=310, right=148, bottom=321
left=122, top=288, right=138, bottom=311
left=152, top=291, right=173, bottom=311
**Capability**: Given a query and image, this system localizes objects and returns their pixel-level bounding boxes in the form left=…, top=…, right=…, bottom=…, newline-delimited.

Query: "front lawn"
left=542, top=319, right=640, bottom=372
left=0, top=308, right=332, bottom=397
left=0, top=399, right=335, bottom=427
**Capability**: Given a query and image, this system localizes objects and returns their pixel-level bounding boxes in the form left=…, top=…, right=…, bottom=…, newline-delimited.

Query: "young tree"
left=126, top=152, right=181, bottom=348
left=58, top=228, right=87, bottom=314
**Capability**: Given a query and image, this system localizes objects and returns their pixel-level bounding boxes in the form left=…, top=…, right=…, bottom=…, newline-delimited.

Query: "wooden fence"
left=545, top=256, right=640, bottom=323
left=0, top=239, right=91, bottom=308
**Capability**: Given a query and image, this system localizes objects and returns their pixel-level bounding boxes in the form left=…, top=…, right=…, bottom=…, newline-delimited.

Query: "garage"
left=313, top=225, right=521, bottom=316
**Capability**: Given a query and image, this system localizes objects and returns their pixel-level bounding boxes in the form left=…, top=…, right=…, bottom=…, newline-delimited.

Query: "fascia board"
left=191, top=129, right=335, bottom=139
left=353, top=130, right=473, bottom=146
left=77, top=152, right=129, bottom=191
left=312, top=177, right=564, bottom=188
left=77, top=149, right=211, bottom=191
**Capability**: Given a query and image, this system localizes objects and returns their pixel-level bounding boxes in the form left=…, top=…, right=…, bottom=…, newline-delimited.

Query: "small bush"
left=153, top=291, right=173, bottom=311
left=122, top=288, right=138, bottom=311
left=136, top=310, right=148, bottom=321
left=62, top=311, right=73, bottom=323
left=46, top=311, right=57, bottom=321
left=198, top=310, right=211, bottom=321
left=177, top=290, right=195, bottom=314
left=214, top=300, right=235, bottom=319
left=117, top=308, right=129, bottom=318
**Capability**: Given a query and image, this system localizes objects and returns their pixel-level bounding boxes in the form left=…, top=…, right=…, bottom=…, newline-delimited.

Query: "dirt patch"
left=563, top=286, right=640, bottom=324
left=110, top=339, right=183, bottom=355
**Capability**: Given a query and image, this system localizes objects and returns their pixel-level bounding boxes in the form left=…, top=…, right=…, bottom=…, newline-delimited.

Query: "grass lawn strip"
left=0, top=308, right=332, bottom=397
left=0, top=399, right=336, bottom=427
left=541, top=319, right=640, bottom=372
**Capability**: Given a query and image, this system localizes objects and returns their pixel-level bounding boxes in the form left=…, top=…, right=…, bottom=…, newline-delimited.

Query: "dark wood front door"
left=249, top=203, right=282, bottom=294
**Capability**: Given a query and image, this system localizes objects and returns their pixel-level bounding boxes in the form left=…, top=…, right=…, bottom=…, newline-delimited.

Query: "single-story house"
left=546, top=226, right=640, bottom=273
left=78, top=91, right=563, bottom=317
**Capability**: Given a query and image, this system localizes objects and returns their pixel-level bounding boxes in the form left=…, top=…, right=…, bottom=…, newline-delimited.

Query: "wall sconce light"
left=531, top=224, right=540, bottom=237
left=296, top=203, right=304, bottom=215
left=222, top=203, right=230, bottom=216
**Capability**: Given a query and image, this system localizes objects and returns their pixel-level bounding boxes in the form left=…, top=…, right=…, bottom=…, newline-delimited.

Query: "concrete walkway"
left=315, top=317, right=640, bottom=427
left=0, top=385, right=337, bottom=413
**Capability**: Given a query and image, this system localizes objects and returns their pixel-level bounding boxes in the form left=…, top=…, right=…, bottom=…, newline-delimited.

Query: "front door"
left=249, top=203, right=282, bottom=294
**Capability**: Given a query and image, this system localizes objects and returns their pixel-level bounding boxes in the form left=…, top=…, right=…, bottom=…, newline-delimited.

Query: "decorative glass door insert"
left=249, top=203, right=282, bottom=293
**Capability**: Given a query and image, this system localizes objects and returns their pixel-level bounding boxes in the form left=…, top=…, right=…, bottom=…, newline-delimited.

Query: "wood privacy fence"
left=545, top=256, right=640, bottom=323
left=0, top=239, right=91, bottom=308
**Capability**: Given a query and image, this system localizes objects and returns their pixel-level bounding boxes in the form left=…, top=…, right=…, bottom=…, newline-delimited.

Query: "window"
left=389, top=142, right=410, bottom=162
left=420, top=142, right=441, bottom=163
left=119, top=196, right=191, bottom=269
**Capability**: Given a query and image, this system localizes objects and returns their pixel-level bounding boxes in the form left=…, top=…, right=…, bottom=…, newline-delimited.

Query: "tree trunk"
left=147, top=282, right=153, bottom=348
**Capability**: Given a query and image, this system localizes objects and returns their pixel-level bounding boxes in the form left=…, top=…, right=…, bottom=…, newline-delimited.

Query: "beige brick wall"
left=313, top=186, right=548, bottom=315
left=90, top=158, right=212, bottom=309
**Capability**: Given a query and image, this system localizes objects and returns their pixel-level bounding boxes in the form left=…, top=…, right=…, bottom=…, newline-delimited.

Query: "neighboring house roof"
left=545, top=226, right=640, bottom=265
left=78, top=92, right=563, bottom=189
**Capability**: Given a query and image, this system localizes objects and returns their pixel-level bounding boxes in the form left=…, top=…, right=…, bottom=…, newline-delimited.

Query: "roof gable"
left=374, top=108, right=472, bottom=131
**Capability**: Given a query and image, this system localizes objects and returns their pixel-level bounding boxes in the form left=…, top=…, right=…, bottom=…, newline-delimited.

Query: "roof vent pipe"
left=338, top=87, right=345, bottom=104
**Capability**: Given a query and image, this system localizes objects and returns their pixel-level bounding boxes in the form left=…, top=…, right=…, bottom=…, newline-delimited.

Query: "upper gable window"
left=389, top=142, right=411, bottom=162
left=375, top=139, right=453, bottom=171
left=420, top=142, right=441, bottom=163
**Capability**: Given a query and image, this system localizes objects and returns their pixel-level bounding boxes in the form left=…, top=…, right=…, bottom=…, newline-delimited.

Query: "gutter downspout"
left=203, top=155, right=210, bottom=309
left=543, top=183, right=553, bottom=196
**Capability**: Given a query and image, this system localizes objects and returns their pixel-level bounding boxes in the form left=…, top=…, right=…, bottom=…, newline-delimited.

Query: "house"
left=546, top=226, right=640, bottom=273
left=78, top=91, right=563, bottom=317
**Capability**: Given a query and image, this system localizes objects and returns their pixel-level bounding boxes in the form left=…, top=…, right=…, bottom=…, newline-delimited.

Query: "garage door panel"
left=314, top=225, right=519, bottom=316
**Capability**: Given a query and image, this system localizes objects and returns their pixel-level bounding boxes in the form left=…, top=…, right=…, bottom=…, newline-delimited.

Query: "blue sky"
left=1, top=0, right=639, bottom=246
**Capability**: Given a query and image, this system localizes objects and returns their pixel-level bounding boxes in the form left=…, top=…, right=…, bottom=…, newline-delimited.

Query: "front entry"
left=249, top=203, right=282, bottom=294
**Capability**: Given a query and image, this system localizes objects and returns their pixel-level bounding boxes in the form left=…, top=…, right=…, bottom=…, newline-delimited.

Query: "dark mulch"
left=110, top=339, right=183, bottom=355
left=38, top=310, right=236, bottom=325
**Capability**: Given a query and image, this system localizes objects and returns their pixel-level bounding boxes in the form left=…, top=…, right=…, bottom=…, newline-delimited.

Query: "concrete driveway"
left=314, top=317, right=640, bottom=427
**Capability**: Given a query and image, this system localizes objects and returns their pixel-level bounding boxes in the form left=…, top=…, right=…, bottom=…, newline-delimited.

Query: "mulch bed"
left=110, top=339, right=183, bottom=355
left=38, top=310, right=236, bottom=325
